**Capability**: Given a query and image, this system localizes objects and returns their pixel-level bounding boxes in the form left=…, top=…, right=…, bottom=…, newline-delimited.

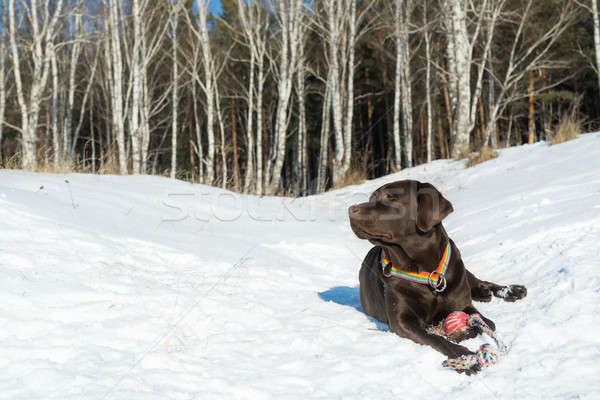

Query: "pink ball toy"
left=443, top=311, right=470, bottom=337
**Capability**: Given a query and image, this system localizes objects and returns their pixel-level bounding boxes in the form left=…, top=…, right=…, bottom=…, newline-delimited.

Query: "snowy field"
left=1, top=133, right=600, bottom=399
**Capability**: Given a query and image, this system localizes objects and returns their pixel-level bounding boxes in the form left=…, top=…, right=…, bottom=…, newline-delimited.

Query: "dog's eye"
left=383, top=193, right=394, bottom=201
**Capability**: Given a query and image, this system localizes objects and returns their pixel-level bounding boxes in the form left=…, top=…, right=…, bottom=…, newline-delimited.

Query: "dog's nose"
left=349, top=205, right=361, bottom=215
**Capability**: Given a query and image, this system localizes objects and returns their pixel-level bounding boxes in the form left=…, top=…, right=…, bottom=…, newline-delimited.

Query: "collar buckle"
left=428, top=271, right=447, bottom=292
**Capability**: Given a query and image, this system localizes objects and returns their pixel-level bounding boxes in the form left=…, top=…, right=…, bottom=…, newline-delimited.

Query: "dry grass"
left=343, top=168, right=367, bottom=187
left=551, top=111, right=581, bottom=145
left=466, top=146, right=499, bottom=168
left=1, top=145, right=123, bottom=175
left=453, top=145, right=471, bottom=161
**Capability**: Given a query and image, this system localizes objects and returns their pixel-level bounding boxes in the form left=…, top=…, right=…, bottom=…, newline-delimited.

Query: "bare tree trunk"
left=65, top=12, right=83, bottom=163
left=187, top=1, right=216, bottom=185
left=8, top=0, right=64, bottom=170
left=243, top=50, right=255, bottom=193
left=593, top=0, right=600, bottom=104
left=445, top=0, right=472, bottom=157
left=50, top=45, right=60, bottom=167
left=108, top=0, right=127, bottom=174
left=90, top=96, right=95, bottom=173
left=72, top=45, right=99, bottom=161
left=424, top=0, right=433, bottom=163
left=485, top=46, right=497, bottom=147
left=323, top=0, right=367, bottom=187
left=191, top=81, right=204, bottom=181
left=528, top=72, right=535, bottom=144
left=236, top=0, right=268, bottom=194
left=130, top=0, right=143, bottom=174
left=266, top=0, right=304, bottom=194
left=342, top=0, right=357, bottom=177
left=294, top=40, right=308, bottom=195
left=256, top=60, right=265, bottom=194
left=230, top=97, right=239, bottom=190
left=484, top=0, right=574, bottom=145
left=215, top=84, right=227, bottom=189
left=0, top=3, right=5, bottom=163
left=317, top=83, right=331, bottom=193
left=399, top=0, right=413, bottom=167
left=392, top=0, right=403, bottom=170
left=171, top=11, right=178, bottom=179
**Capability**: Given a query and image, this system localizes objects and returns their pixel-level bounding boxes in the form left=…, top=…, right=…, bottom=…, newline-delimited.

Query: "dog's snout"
left=349, top=205, right=361, bottom=215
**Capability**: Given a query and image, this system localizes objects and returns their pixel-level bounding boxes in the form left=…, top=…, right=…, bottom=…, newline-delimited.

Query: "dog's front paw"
left=493, top=285, right=527, bottom=302
left=457, top=363, right=481, bottom=376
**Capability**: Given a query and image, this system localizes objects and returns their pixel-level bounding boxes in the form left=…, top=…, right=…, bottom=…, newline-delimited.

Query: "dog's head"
left=348, top=180, right=453, bottom=248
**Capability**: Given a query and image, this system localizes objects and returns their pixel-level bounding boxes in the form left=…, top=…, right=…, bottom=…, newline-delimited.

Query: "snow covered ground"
left=1, top=133, right=600, bottom=399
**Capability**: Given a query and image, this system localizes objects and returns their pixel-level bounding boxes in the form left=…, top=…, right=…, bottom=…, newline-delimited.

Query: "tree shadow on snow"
left=318, top=286, right=389, bottom=331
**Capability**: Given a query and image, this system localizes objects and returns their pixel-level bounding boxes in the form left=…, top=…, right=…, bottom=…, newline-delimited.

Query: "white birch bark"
left=294, top=39, right=308, bottom=195
left=592, top=0, right=600, bottom=103
left=327, top=0, right=344, bottom=186
left=320, top=0, right=371, bottom=187
left=191, top=79, right=204, bottom=180
left=0, top=5, right=6, bottom=162
left=424, top=0, right=433, bottom=162
left=317, top=81, right=332, bottom=193
left=342, top=0, right=357, bottom=176
left=130, top=0, right=143, bottom=174
left=171, top=10, right=178, bottom=179
left=265, top=0, right=304, bottom=194
left=392, top=0, right=402, bottom=170
left=400, top=0, right=413, bottom=167
left=243, top=46, right=255, bottom=193
left=256, top=54, right=265, bottom=194
left=108, top=0, right=127, bottom=173
left=215, top=82, right=227, bottom=188
left=8, top=0, right=64, bottom=170
left=445, top=0, right=472, bottom=156
left=186, top=1, right=216, bottom=185
left=72, top=45, right=99, bottom=158
left=50, top=45, right=60, bottom=167
left=65, top=12, right=83, bottom=162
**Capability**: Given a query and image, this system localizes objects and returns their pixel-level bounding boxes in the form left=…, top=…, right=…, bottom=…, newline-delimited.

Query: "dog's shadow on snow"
left=318, top=286, right=389, bottom=331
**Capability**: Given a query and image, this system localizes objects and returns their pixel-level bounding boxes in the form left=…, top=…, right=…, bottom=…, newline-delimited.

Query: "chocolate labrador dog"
left=348, top=180, right=526, bottom=374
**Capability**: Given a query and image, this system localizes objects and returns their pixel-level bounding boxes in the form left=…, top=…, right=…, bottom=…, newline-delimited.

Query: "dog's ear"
left=416, top=182, right=453, bottom=232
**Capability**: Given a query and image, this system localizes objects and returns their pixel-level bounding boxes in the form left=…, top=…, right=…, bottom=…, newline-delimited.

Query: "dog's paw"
left=457, top=363, right=481, bottom=376
left=493, top=285, right=527, bottom=302
left=447, top=346, right=475, bottom=360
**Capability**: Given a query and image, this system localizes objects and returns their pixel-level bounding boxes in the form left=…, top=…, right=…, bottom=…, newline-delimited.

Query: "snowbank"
left=1, top=134, right=599, bottom=399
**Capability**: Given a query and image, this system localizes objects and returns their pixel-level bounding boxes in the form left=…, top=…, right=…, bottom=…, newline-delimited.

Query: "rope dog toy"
left=430, top=311, right=508, bottom=372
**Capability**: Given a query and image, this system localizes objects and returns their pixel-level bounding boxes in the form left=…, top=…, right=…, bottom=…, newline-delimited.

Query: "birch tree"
left=235, top=0, right=269, bottom=194
left=0, top=1, right=7, bottom=162
left=575, top=0, right=600, bottom=104
left=264, top=0, right=305, bottom=195
left=171, top=4, right=179, bottom=179
left=107, top=0, right=127, bottom=173
left=9, top=0, right=64, bottom=170
left=593, top=0, right=600, bottom=103
left=185, top=0, right=217, bottom=185
left=293, top=34, right=308, bottom=195
left=64, top=9, right=84, bottom=163
left=392, top=0, right=414, bottom=170
left=317, top=0, right=372, bottom=187
left=484, top=0, right=576, bottom=144
left=443, top=0, right=496, bottom=156
left=423, top=0, right=434, bottom=162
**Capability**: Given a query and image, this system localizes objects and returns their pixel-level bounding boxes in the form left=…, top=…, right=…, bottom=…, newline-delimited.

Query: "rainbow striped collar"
left=380, top=242, right=451, bottom=293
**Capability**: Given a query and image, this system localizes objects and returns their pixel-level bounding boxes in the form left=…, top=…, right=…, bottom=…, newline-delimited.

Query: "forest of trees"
left=0, top=0, right=599, bottom=195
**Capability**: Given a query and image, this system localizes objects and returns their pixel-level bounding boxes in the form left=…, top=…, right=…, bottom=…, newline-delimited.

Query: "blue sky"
left=194, top=0, right=223, bottom=15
